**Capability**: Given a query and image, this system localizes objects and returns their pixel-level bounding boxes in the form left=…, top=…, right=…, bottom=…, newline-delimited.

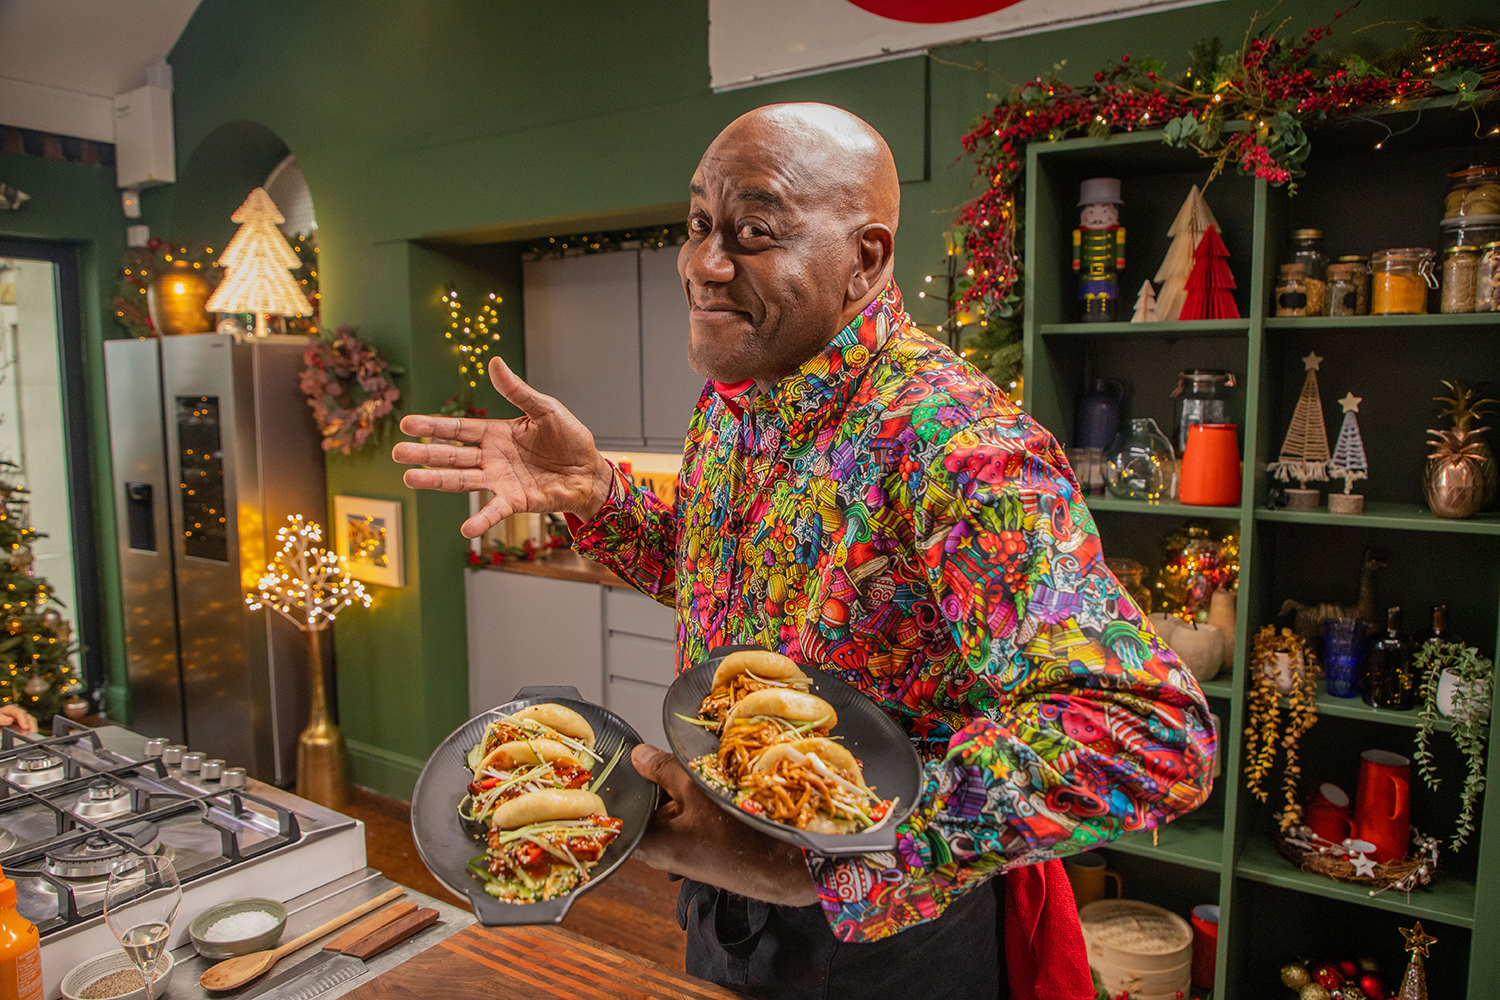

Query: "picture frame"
left=333, top=495, right=404, bottom=587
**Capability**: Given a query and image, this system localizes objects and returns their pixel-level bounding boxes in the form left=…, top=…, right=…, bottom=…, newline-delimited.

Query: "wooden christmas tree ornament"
left=1268, top=351, right=1332, bottom=509
left=1328, top=392, right=1368, bottom=513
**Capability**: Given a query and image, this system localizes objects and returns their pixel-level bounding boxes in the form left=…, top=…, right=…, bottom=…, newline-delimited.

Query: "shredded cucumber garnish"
left=588, top=742, right=627, bottom=793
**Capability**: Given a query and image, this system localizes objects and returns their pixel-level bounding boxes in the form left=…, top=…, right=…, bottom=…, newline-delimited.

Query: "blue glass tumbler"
left=1323, top=617, right=1366, bottom=698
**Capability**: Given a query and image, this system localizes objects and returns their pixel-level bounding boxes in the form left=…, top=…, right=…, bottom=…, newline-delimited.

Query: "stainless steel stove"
left=0, top=720, right=367, bottom=998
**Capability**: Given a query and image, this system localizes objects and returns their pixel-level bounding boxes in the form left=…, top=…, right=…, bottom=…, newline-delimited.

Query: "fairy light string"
left=440, top=285, right=504, bottom=416
left=245, top=515, right=370, bottom=632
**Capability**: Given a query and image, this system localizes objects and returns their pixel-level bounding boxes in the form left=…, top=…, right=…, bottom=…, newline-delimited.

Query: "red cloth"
left=1005, top=860, right=1094, bottom=1000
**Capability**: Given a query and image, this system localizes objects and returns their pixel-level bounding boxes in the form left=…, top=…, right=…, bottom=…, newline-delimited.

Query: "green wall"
left=7, top=0, right=1491, bottom=796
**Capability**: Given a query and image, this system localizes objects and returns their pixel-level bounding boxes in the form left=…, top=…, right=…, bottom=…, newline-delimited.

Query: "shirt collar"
left=712, top=281, right=905, bottom=432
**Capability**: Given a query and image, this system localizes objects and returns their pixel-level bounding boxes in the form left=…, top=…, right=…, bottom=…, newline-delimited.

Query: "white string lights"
left=245, top=515, right=370, bottom=632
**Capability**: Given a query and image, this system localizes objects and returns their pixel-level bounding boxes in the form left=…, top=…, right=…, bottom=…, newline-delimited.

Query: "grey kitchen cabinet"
left=606, top=675, right=670, bottom=750
left=522, top=251, right=643, bottom=448
left=639, top=248, right=707, bottom=449
left=466, top=569, right=604, bottom=715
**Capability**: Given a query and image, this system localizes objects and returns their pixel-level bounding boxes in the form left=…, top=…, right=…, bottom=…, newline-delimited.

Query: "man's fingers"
left=489, top=357, right=555, bottom=421
left=461, top=493, right=517, bottom=539
left=631, top=744, right=694, bottom=799
left=392, top=441, right=482, bottom=470
left=402, top=467, right=487, bottom=492
left=398, top=413, right=488, bottom=444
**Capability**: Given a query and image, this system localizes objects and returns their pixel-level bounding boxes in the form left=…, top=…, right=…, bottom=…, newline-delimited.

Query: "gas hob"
left=0, top=720, right=366, bottom=998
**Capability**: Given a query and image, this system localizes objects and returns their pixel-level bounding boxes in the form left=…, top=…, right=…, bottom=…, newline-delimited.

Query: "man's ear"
left=847, top=224, right=894, bottom=303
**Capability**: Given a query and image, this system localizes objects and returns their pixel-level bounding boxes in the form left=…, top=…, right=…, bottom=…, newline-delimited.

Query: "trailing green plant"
left=1414, top=640, right=1492, bottom=851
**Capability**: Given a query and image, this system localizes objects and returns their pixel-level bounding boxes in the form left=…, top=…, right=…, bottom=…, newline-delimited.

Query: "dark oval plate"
left=411, top=685, right=659, bottom=926
left=662, top=650, right=923, bottom=855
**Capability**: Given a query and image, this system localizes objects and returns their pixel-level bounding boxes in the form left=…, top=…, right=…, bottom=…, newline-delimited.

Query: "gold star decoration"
left=1303, top=351, right=1323, bottom=371
left=1401, top=922, right=1437, bottom=957
left=1338, top=392, right=1362, bottom=413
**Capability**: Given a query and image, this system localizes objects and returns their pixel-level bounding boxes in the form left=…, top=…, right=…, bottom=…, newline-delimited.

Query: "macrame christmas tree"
left=1131, top=280, right=1158, bottom=323
left=1329, top=392, right=1369, bottom=494
left=1177, top=225, right=1240, bottom=320
left=1267, top=351, right=1331, bottom=489
left=206, top=187, right=313, bottom=337
left=0, top=464, right=77, bottom=721
left=1397, top=923, right=1435, bottom=1000
left=1154, top=185, right=1219, bottom=322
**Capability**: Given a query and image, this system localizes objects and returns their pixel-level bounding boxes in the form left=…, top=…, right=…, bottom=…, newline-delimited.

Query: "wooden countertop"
left=475, top=549, right=630, bottom=588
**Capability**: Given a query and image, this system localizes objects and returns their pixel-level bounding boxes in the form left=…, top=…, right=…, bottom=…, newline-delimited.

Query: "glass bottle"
left=1414, top=604, right=1461, bottom=676
left=1327, top=263, right=1361, bottom=317
left=1290, top=229, right=1329, bottom=315
left=1275, top=263, right=1309, bottom=317
left=1365, top=607, right=1415, bottom=710
left=1102, top=417, right=1176, bottom=501
left=1333, top=255, right=1370, bottom=315
left=1170, top=369, right=1237, bottom=456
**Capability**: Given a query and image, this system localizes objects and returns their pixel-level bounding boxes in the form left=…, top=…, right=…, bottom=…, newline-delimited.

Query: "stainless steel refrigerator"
left=105, top=334, right=327, bottom=786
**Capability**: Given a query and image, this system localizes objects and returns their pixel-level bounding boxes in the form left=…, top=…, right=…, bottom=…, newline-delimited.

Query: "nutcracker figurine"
left=1073, top=177, right=1126, bottom=322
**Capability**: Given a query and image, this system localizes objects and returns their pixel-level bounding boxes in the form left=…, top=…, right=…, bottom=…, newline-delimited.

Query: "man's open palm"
left=392, top=357, right=612, bottom=538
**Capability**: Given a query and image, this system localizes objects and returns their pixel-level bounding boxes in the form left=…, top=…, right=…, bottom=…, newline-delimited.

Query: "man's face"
left=678, top=130, right=855, bottom=386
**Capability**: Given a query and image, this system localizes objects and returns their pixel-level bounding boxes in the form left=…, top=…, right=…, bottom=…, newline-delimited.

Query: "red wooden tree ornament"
left=1178, top=225, right=1240, bottom=320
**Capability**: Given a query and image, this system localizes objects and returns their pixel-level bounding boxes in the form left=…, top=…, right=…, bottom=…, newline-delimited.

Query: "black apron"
left=676, top=877, right=1004, bottom=1000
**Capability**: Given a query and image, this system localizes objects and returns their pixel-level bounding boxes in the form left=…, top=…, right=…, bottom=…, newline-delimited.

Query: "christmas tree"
left=1178, top=225, right=1240, bottom=320
left=1397, top=923, right=1435, bottom=1000
left=1267, top=351, right=1332, bottom=488
left=1131, top=280, right=1158, bottom=323
left=205, top=187, right=313, bottom=337
left=1154, top=185, right=1220, bottom=322
left=1329, top=392, right=1369, bottom=494
left=0, top=465, right=77, bottom=721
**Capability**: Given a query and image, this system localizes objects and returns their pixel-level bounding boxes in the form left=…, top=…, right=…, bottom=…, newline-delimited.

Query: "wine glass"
left=103, top=856, right=180, bottom=1000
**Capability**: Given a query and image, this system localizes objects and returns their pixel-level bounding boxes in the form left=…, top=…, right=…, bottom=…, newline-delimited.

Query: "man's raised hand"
left=392, top=356, right=613, bottom=538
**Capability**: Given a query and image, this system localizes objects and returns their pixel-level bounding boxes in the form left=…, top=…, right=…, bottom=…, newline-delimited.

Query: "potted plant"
left=1414, top=640, right=1493, bottom=850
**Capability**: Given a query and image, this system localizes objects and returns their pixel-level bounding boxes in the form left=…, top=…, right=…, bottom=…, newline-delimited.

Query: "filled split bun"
left=751, top=738, right=868, bottom=789
left=476, top=739, right=583, bottom=775
left=711, top=651, right=811, bottom=692
left=724, top=689, right=837, bottom=729
left=511, top=704, right=596, bottom=750
left=489, top=788, right=606, bottom=830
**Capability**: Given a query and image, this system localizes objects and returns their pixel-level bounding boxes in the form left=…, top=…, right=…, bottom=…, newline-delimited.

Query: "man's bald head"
left=679, top=104, right=901, bottom=389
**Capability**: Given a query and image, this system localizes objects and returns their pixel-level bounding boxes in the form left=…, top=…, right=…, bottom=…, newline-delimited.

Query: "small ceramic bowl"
left=60, top=949, right=175, bottom=1000
left=188, top=897, right=287, bottom=958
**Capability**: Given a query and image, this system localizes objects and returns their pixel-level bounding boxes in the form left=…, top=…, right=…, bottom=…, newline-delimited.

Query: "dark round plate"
left=411, top=685, right=659, bottom=926
left=662, top=650, right=922, bottom=855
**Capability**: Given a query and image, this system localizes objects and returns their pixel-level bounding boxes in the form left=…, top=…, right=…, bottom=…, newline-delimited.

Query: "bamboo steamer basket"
left=1078, top=899, right=1193, bottom=998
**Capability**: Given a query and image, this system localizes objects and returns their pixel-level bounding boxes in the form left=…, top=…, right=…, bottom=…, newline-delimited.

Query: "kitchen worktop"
left=475, top=549, right=628, bottom=588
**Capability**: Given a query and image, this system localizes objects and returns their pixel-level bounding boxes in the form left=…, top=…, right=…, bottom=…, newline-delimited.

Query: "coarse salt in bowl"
left=188, top=898, right=287, bottom=959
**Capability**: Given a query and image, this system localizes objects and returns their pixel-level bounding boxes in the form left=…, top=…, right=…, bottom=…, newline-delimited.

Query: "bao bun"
left=751, top=738, right=867, bottom=789
left=512, top=703, right=596, bottom=750
left=724, top=689, right=837, bottom=729
left=489, top=788, right=606, bottom=830
left=711, top=650, right=810, bottom=691
left=477, top=739, right=581, bottom=774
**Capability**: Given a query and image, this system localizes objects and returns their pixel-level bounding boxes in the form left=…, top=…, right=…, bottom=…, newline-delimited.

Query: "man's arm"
left=808, top=414, right=1216, bottom=943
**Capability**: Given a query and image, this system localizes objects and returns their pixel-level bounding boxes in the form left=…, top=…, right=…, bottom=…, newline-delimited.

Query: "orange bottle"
left=0, top=866, right=42, bottom=1000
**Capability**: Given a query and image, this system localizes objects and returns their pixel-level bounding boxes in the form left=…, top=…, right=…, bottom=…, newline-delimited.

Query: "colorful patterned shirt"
left=573, top=282, right=1215, bottom=944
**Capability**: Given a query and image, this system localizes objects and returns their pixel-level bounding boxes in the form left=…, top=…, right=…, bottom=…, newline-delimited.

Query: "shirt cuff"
left=563, top=460, right=624, bottom=535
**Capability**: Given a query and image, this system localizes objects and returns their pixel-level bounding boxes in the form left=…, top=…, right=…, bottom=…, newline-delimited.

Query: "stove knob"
left=143, top=738, right=168, bottom=757
left=201, top=758, right=225, bottom=781
left=221, top=767, right=247, bottom=789
left=161, top=745, right=187, bottom=766
left=181, top=752, right=205, bottom=773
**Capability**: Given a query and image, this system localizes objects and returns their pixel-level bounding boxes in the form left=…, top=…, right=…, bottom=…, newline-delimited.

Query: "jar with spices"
left=1327, top=263, right=1363, bottom=316
left=1478, top=242, right=1500, bottom=313
left=1289, top=229, right=1329, bottom=315
left=1370, top=248, right=1437, bottom=315
left=1444, top=164, right=1500, bottom=220
left=1275, top=263, right=1309, bottom=317
left=1442, top=246, right=1479, bottom=314
left=1440, top=216, right=1500, bottom=250
left=1333, top=255, right=1369, bottom=315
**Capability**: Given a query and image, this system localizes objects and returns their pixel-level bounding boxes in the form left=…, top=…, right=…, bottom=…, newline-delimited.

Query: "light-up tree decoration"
left=245, top=515, right=370, bottom=807
left=206, top=187, right=313, bottom=337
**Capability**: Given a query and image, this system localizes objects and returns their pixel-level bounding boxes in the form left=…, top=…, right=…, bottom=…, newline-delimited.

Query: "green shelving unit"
left=1022, top=114, right=1500, bottom=998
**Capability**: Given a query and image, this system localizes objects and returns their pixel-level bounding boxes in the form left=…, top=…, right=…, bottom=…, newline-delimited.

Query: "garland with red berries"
left=952, top=10, right=1499, bottom=327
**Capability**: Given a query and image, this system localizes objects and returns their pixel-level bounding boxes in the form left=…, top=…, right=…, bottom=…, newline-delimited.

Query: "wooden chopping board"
left=343, top=923, right=741, bottom=1000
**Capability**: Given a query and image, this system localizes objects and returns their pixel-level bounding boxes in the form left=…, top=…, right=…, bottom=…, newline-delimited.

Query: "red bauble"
left=1312, top=962, right=1346, bottom=989
left=1357, top=973, right=1386, bottom=999
left=1337, top=961, right=1359, bottom=979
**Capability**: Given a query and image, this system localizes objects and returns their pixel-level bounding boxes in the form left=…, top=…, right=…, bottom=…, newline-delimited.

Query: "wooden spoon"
left=199, top=886, right=404, bottom=991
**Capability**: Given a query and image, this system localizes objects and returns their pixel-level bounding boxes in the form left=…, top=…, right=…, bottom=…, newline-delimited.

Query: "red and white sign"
left=709, top=0, right=1221, bottom=90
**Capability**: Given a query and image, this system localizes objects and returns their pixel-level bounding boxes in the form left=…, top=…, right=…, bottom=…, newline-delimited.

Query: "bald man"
left=396, top=104, right=1214, bottom=999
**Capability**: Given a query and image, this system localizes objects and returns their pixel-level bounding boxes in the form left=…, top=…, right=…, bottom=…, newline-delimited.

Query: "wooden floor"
left=342, top=786, right=687, bottom=971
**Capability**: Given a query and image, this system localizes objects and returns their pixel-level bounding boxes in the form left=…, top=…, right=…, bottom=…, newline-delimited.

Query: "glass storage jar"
left=1440, top=216, right=1500, bottom=249
left=1444, top=164, right=1500, bottom=219
left=1289, top=229, right=1329, bottom=315
left=1103, top=418, right=1176, bottom=502
left=1441, top=246, right=1479, bottom=314
left=1171, top=369, right=1237, bottom=456
left=1478, top=242, right=1500, bottom=313
left=1332, top=255, right=1369, bottom=315
left=1371, top=248, right=1437, bottom=315
left=1327, top=263, right=1363, bottom=316
left=1275, top=263, right=1309, bottom=317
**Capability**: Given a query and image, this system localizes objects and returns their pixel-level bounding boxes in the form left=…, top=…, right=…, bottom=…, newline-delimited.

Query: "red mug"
left=1304, top=782, right=1355, bottom=845
left=1354, top=749, right=1411, bottom=863
left=1178, top=424, right=1241, bottom=506
left=1190, top=904, right=1219, bottom=989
